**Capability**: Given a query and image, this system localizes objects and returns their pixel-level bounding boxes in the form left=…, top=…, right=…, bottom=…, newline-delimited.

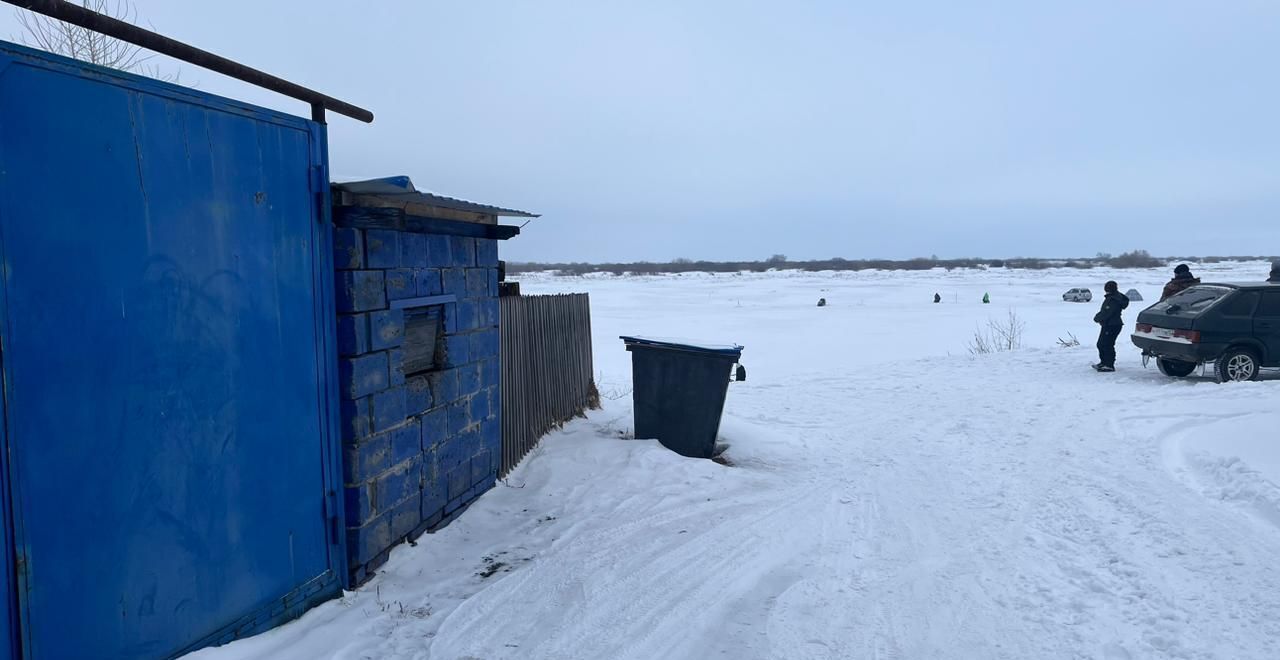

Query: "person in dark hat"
left=1161, top=264, right=1199, bottom=301
left=1269, top=261, right=1280, bottom=283
left=1093, top=281, right=1130, bottom=372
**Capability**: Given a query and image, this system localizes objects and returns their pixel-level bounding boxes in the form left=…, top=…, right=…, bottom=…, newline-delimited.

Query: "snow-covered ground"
left=193, top=261, right=1280, bottom=660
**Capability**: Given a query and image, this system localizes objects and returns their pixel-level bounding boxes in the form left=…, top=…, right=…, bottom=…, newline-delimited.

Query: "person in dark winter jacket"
left=1269, top=261, right=1280, bottom=283
left=1093, top=281, right=1130, bottom=372
left=1161, top=264, right=1200, bottom=301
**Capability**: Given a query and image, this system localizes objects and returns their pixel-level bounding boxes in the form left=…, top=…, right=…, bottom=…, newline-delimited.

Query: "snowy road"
left=195, top=264, right=1280, bottom=660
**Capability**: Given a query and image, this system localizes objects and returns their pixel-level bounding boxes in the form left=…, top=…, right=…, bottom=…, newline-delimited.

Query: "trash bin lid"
left=621, top=336, right=744, bottom=358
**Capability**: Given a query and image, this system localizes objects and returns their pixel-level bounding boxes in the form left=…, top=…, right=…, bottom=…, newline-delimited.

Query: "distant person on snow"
left=817, top=298, right=827, bottom=307
left=934, top=293, right=941, bottom=303
left=1269, top=261, right=1280, bottom=283
left=1092, top=280, right=1130, bottom=373
left=982, top=292, right=990, bottom=304
left=1160, top=264, right=1199, bottom=301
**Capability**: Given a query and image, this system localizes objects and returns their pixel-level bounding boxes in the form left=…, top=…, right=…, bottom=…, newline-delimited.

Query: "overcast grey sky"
left=4, top=1, right=1279, bottom=262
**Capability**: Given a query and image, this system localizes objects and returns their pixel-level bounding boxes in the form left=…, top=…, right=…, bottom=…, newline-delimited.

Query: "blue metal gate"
left=0, top=43, right=345, bottom=659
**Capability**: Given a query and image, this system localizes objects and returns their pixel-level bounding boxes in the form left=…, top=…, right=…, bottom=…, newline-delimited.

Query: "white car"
left=1063, top=288, right=1093, bottom=303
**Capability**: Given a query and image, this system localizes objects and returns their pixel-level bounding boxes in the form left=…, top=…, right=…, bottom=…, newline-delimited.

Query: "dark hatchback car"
left=1131, top=282, right=1280, bottom=382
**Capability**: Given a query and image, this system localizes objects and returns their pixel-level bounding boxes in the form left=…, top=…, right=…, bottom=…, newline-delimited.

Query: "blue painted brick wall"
left=335, top=228, right=364, bottom=269
left=371, top=386, right=407, bottom=433
left=421, top=407, right=447, bottom=448
left=450, top=237, right=476, bottom=267
left=386, top=269, right=414, bottom=301
left=476, top=239, right=498, bottom=267
left=337, top=314, right=369, bottom=357
left=336, top=270, right=385, bottom=313
left=339, top=397, right=371, bottom=443
left=465, top=269, right=488, bottom=297
left=406, top=376, right=432, bottom=415
left=442, top=268, right=467, bottom=297
left=400, top=233, right=428, bottom=268
left=445, top=334, right=471, bottom=367
left=391, top=421, right=421, bottom=465
left=458, top=363, right=482, bottom=398
left=332, top=220, right=504, bottom=583
left=415, top=269, right=442, bottom=296
left=365, top=230, right=400, bottom=269
left=447, top=401, right=470, bottom=436
left=370, top=309, right=405, bottom=351
left=340, top=353, right=388, bottom=400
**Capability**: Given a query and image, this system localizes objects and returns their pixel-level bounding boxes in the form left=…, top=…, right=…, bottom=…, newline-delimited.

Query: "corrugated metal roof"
left=333, top=176, right=539, bottom=218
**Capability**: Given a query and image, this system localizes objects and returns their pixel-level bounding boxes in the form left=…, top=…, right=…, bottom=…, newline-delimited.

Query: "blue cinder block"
left=343, top=485, right=374, bottom=525
left=371, top=386, right=407, bottom=433
left=448, top=401, right=471, bottom=436
left=340, top=352, right=389, bottom=400
left=483, top=299, right=499, bottom=328
left=336, top=314, right=369, bottom=357
left=469, top=329, right=498, bottom=361
left=445, top=334, right=471, bottom=366
left=365, top=230, right=400, bottom=269
left=441, top=303, right=457, bottom=334
left=447, top=467, right=470, bottom=500
left=415, top=268, right=442, bottom=296
left=476, top=239, right=499, bottom=267
left=406, top=376, right=433, bottom=415
left=471, top=451, right=492, bottom=483
left=481, top=357, right=499, bottom=386
left=427, top=235, right=452, bottom=266
left=481, top=418, right=500, bottom=454
left=438, top=436, right=466, bottom=471
left=487, top=387, right=500, bottom=422
left=378, top=458, right=421, bottom=508
left=421, top=479, right=446, bottom=520
left=487, top=268, right=499, bottom=297
left=400, top=233, right=428, bottom=268
left=458, top=363, right=482, bottom=397
left=348, top=515, right=391, bottom=564
left=335, top=270, right=386, bottom=313
left=430, top=368, right=459, bottom=405
left=340, top=397, right=371, bottom=444
left=391, top=419, right=422, bottom=465
left=334, top=228, right=364, bottom=269
left=389, top=348, right=405, bottom=386
left=442, top=268, right=467, bottom=297
left=465, top=269, right=489, bottom=298
left=370, top=308, right=405, bottom=351
left=343, top=431, right=391, bottom=483
left=421, top=407, right=448, bottom=448
left=450, top=237, right=476, bottom=267
left=469, top=391, right=490, bottom=424
left=391, top=496, right=421, bottom=540
left=385, top=269, right=414, bottom=301
left=455, top=301, right=480, bottom=332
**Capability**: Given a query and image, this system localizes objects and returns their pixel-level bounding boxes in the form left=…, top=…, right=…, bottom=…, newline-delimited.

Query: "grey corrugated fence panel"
left=500, top=293, right=597, bottom=477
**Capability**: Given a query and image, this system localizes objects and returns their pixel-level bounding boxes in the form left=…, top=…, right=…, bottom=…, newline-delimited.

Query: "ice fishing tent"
left=1126, top=289, right=1144, bottom=302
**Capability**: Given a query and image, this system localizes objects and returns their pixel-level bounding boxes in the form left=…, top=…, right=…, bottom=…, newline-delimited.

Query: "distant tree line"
left=507, top=250, right=1275, bottom=277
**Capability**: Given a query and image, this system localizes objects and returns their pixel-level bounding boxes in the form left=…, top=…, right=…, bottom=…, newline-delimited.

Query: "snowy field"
left=194, top=261, right=1280, bottom=660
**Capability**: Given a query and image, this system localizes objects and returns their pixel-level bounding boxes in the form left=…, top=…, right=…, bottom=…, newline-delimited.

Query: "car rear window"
left=1149, top=285, right=1233, bottom=315
left=1218, top=291, right=1259, bottom=317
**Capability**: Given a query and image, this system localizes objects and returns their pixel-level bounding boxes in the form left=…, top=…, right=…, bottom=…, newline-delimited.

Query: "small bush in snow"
left=968, top=309, right=1026, bottom=355
left=1057, top=332, right=1080, bottom=348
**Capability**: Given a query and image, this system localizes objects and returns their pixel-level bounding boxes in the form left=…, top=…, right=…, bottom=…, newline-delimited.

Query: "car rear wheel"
left=1157, top=358, right=1197, bottom=378
left=1215, top=348, right=1260, bottom=383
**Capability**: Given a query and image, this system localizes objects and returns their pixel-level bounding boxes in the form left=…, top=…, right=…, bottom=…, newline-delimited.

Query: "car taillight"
left=1136, top=323, right=1153, bottom=333
left=1173, top=329, right=1200, bottom=343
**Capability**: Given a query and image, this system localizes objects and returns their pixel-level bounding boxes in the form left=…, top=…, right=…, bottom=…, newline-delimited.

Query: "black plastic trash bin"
left=621, top=336, right=745, bottom=459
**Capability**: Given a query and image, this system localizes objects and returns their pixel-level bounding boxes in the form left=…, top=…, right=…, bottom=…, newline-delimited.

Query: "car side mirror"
left=735, top=364, right=747, bottom=382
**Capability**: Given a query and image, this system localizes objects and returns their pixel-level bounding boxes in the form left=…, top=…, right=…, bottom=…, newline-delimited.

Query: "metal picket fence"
left=499, top=293, right=597, bottom=476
